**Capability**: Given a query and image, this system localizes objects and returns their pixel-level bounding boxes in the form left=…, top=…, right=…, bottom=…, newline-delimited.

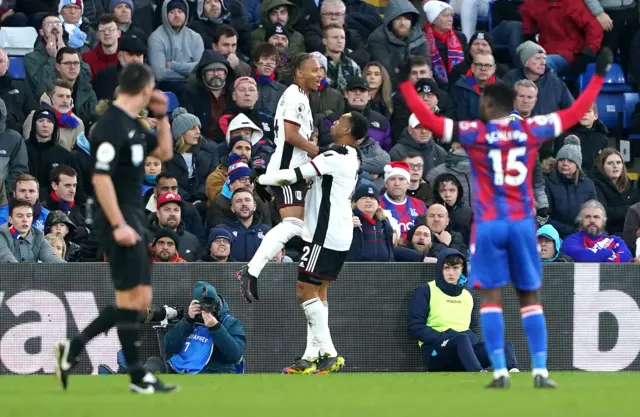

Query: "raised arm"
left=398, top=81, right=453, bottom=141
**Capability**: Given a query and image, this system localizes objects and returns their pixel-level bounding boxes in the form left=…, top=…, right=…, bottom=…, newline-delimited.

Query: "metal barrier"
left=0, top=263, right=638, bottom=374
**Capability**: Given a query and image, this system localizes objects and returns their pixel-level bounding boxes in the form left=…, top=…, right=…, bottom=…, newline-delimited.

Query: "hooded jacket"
left=250, top=0, right=306, bottom=55
left=183, top=50, right=235, bottom=138
left=367, top=0, right=429, bottom=87
left=0, top=99, right=28, bottom=193
left=348, top=207, right=395, bottom=262
left=44, top=209, right=82, bottom=262
left=148, top=0, right=205, bottom=82
left=593, top=170, right=640, bottom=236
left=215, top=102, right=274, bottom=145
left=426, top=151, right=472, bottom=206
left=561, top=230, right=633, bottom=263
left=358, top=137, right=391, bottom=176
left=432, top=173, right=472, bottom=245
left=319, top=104, right=392, bottom=151
left=407, top=248, right=477, bottom=362
left=536, top=224, right=573, bottom=262
left=165, top=282, right=246, bottom=373
left=148, top=213, right=201, bottom=261
left=0, top=73, right=36, bottom=134
left=390, top=130, right=447, bottom=180
left=189, top=0, right=251, bottom=57
left=163, top=136, right=219, bottom=203
left=23, top=92, right=84, bottom=152
left=502, top=68, right=574, bottom=115
left=544, top=171, right=597, bottom=238
left=0, top=223, right=65, bottom=263
left=217, top=213, right=271, bottom=262
left=25, top=113, right=73, bottom=195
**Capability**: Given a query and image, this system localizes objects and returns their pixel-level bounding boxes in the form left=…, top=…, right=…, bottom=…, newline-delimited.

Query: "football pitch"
left=0, top=372, right=632, bottom=417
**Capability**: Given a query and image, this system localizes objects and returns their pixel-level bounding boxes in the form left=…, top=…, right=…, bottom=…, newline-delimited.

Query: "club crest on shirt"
left=459, top=121, right=478, bottom=131
left=410, top=208, right=418, bottom=217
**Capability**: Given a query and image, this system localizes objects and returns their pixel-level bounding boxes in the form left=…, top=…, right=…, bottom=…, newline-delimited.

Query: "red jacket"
left=82, top=45, right=119, bottom=81
left=520, top=0, right=602, bottom=64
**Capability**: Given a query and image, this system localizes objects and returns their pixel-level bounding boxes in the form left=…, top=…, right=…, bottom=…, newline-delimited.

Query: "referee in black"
left=55, top=63, right=178, bottom=394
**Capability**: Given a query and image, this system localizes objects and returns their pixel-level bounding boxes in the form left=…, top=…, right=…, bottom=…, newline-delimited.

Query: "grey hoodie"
left=148, top=0, right=205, bottom=82
left=367, top=0, right=429, bottom=86
left=427, top=151, right=472, bottom=206
left=0, top=99, right=28, bottom=192
left=389, top=129, right=447, bottom=180
left=584, top=0, right=636, bottom=15
left=0, top=224, right=65, bottom=263
left=359, top=137, right=390, bottom=176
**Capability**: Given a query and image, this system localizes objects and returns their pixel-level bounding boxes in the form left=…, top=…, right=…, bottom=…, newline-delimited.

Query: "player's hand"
left=113, top=224, right=141, bottom=247
left=434, top=230, right=452, bottom=246
left=187, top=300, right=201, bottom=319
left=202, top=311, right=219, bottom=327
left=595, top=47, right=614, bottom=77
left=148, top=90, right=168, bottom=118
left=397, top=59, right=411, bottom=84
left=239, top=273, right=259, bottom=303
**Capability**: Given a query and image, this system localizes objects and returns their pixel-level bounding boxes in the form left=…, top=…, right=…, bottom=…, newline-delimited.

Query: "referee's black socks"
left=68, top=305, right=117, bottom=360
left=116, top=308, right=147, bottom=382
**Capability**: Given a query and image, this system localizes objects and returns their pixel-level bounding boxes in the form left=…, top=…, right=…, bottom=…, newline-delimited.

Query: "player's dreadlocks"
left=281, top=52, right=313, bottom=81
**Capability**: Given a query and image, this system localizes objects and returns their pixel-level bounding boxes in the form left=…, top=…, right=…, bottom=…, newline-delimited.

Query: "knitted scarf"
left=53, top=107, right=79, bottom=129
left=9, top=225, right=22, bottom=240
left=252, top=68, right=274, bottom=86
left=424, top=23, right=464, bottom=84
left=49, top=190, right=75, bottom=211
left=317, top=78, right=329, bottom=92
left=465, top=67, right=496, bottom=94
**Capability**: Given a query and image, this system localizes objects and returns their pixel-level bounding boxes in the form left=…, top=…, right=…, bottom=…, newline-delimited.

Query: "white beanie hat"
left=423, top=0, right=453, bottom=24
left=309, top=51, right=328, bottom=72
left=384, top=161, right=411, bottom=183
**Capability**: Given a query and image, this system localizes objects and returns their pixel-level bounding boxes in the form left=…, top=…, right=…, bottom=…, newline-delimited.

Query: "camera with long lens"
left=200, top=287, right=220, bottom=314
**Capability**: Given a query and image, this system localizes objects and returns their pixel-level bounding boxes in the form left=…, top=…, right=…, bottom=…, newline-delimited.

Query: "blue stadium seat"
left=455, top=2, right=493, bottom=34
left=8, top=56, right=25, bottom=80
left=163, top=91, right=179, bottom=119
left=623, top=92, right=639, bottom=130
left=579, top=63, right=632, bottom=93
left=594, top=93, right=626, bottom=130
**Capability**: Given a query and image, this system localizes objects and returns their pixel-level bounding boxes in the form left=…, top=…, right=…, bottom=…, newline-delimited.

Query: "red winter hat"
left=157, top=191, right=183, bottom=210
left=384, top=161, right=411, bottom=183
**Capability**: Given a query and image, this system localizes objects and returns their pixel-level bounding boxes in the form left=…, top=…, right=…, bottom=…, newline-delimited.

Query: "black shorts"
left=271, top=182, right=307, bottom=209
left=298, top=241, right=348, bottom=284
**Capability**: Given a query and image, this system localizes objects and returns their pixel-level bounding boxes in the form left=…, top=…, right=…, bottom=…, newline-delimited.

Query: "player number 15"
left=488, top=147, right=527, bottom=186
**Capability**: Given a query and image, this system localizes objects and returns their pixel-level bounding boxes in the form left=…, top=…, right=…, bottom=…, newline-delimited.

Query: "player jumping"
left=399, top=48, right=613, bottom=388
left=237, top=53, right=324, bottom=297
left=254, top=112, right=369, bottom=374
left=55, top=64, right=178, bottom=394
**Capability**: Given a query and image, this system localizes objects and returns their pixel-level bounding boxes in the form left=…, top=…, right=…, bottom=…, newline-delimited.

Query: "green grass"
left=0, top=373, right=635, bottom=417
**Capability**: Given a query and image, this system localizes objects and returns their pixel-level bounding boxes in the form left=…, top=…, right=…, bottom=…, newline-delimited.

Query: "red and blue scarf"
left=49, top=190, right=75, bottom=211
left=9, top=225, right=22, bottom=240
left=424, top=23, right=465, bottom=84
left=465, top=67, right=496, bottom=94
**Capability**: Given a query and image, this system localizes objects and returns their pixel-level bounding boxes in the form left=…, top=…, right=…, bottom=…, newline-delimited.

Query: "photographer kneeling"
left=144, top=282, right=247, bottom=374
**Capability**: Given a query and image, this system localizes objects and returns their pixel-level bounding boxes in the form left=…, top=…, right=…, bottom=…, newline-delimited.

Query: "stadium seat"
left=164, top=91, right=179, bottom=119
left=579, top=63, right=632, bottom=93
left=594, top=93, right=626, bottom=130
left=0, top=27, right=38, bottom=56
left=8, top=56, right=25, bottom=80
left=623, top=92, right=639, bottom=130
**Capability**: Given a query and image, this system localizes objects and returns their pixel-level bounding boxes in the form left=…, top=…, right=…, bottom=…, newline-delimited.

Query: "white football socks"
left=302, top=301, right=329, bottom=361
left=247, top=217, right=303, bottom=277
left=302, top=298, right=337, bottom=358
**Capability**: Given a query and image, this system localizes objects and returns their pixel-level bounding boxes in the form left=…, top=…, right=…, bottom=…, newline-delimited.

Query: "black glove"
left=319, top=145, right=349, bottom=155
left=396, top=59, right=411, bottom=84
left=595, top=47, right=613, bottom=77
left=237, top=268, right=259, bottom=303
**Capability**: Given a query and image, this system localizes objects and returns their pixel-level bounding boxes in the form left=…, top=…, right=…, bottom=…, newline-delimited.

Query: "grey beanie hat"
left=171, top=107, right=201, bottom=140
left=516, top=41, right=546, bottom=66
left=556, top=135, right=583, bottom=169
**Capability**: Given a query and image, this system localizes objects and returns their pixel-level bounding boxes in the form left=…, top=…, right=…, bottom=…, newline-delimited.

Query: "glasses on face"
left=99, top=27, right=118, bottom=34
left=322, top=12, right=345, bottom=18
left=473, top=63, right=494, bottom=70
left=408, top=163, right=423, bottom=170
left=61, top=61, right=81, bottom=68
left=46, top=21, right=62, bottom=27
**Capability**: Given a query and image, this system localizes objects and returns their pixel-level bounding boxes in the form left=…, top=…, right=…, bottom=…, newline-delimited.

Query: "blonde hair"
left=363, top=62, right=393, bottom=115
left=596, top=148, right=629, bottom=192
left=45, top=234, right=66, bottom=259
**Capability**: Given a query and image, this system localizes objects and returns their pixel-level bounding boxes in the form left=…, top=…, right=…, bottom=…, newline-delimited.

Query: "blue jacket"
left=545, top=172, right=597, bottom=238
left=536, top=224, right=574, bottom=262
left=407, top=248, right=478, bottom=358
left=165, top=283, right=246, bottom=373
left=451, top=76, right=481, bottom=121
left=217, top=215, right=271, bottom=262
left=502, top=68, right=574, bottom=115
left=561, top=231, right=633, bottom=263
left=348, top=209, right=394, bottom=262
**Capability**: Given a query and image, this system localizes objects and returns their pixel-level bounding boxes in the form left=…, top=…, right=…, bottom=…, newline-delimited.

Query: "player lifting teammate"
left=255, top=111, right=369, bottom=374
left=399, top=47, right=613, bottom=388
left=55, top=63, right=179, bottom=394
left=237, top=53, right=327, bottom=298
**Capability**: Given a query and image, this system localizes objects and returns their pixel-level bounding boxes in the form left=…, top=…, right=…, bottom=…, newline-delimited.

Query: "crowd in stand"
left=0, top=0, right=640, bottom=265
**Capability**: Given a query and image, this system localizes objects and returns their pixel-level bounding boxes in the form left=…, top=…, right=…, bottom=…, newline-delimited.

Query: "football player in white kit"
left=237, top=53, right=325, bottom=297
left=254, top=112, right=370, bottom=374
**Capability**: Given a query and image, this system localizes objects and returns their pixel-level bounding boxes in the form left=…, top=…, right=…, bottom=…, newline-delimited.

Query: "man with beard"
left=216, top=188, right=271, bottom=261
left=250, top=0, right=305, bottom=54
left=561, top=200, right=632, bottom=263
left=425, top=203, right=468, bottom=258
left=406, top=224, right=436, bottom=262
left=148, top=0, right=204, bottom=94
left=151, top=228, right=186, bottom=263
left=0, top=175, right=50, bottom=232
left=148, top=191, right=200, bottom=261
left=183, top=50, right=235, bottom=140
left=23, top=80, right=84, bottom=152
left=266, top=24, right=290, bottom=62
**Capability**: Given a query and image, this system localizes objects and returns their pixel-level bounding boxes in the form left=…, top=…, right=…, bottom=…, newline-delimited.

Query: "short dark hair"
left=56, top=47, right=80, bottom=64
left=50, top=164, right=77, bottom=184
left=403, top=152, right=424, bottom=161
left=435, top=173, right=458, bottom=187
left=214, top=24, right=238, bottom=44
left=483, top=81, right=515, bottom=115
left=50, top=79, right=73, bottom=95
left=155, top=172, right=177, bottom=187
left=231, top=187, right=254, bottom=200
left=443, top=255, right=465, bottom=268
left=14, top=174, right=39, bottom=192
left=98, top=14, right=118, bottom=26
left=322, top=22, right=344, bottom=38
left=347, top=111, right=369, bottom=141
left=409, top=55, right=430, bottom=70
left=40, top=13, right=60, bottom=29
left=10, top=200, right=33, bottom=216
left=118, top=63, right=155, bottom=95
left=252, top=43, right=279, bottom=63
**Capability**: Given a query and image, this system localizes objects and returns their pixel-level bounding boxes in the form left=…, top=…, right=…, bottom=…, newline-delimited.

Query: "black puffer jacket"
left=164, top=137, right=219, bottom=203
left=45, top=209, right=82, bottom=262
left=547, top=120, right=609, bottom=173
left=432, top=173, right=473, bottom=245
left=593, top=169, right=640, bottom=236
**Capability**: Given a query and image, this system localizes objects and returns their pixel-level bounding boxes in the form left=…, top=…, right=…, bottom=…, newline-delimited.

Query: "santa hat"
left=384, top=161, right=411, bottom=183
left=423, top=0, right=453, bottom=24
left=59, top=0, right=84, bottom=12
